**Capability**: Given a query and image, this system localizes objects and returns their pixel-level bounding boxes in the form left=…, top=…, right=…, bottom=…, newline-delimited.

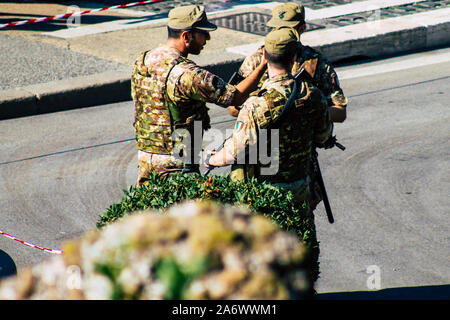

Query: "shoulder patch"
left=264, top=89, right=287, bottom=108
left=262, top=89, right=289, bottom=124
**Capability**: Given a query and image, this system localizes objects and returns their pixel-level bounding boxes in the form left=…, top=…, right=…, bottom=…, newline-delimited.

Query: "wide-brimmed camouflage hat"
left=266, top=2, right=305, bottom=28
left=274, top=26, right=300, bottom=41
left=264, top=27, right=298, bottom=55
left=168, top=5, right=217, bottom=31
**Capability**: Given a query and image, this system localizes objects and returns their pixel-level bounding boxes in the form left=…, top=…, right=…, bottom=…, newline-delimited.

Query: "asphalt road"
left=0, top=48, right=449, bottom=296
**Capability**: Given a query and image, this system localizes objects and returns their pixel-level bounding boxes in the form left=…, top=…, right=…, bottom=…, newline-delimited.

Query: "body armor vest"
left=131, top=47, right=211, bottom=160
left=131, top=49, right=181, bottom=154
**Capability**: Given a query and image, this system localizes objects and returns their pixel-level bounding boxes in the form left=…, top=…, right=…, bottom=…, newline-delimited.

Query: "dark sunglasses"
left=187, top=28, right=210, bottom=35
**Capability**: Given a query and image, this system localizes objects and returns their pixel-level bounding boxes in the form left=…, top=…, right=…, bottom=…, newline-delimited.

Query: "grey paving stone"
left=0, top=34, right=128, bottom=90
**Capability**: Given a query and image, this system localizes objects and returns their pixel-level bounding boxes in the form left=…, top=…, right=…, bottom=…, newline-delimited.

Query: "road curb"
left=1, top=18, right=449, bottom=120
left=310, top=10, right=450, bottom=63
left=0, top=71, right=131, bottom=120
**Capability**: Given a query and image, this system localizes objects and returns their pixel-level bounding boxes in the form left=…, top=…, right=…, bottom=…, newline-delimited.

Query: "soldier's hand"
left=329, top=105, right=347, bottom=123
left=228, top=106, right=240, bottom=117
left=259, top=49, right=268, bottom=70
left=315, top=136, right=336, bottom=149
left=204, top=150, right=217, bottom=169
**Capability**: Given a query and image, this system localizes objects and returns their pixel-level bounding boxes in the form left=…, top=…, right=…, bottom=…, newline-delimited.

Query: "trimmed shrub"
left=97, top=172, right=319, bottom=280
left=0, top=201, right=315, bottom=300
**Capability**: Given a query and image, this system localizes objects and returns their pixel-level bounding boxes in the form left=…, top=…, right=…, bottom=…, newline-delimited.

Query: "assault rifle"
left=228, top=71, right=245, bottom=85
left=312, top=136, right=345, bottom=224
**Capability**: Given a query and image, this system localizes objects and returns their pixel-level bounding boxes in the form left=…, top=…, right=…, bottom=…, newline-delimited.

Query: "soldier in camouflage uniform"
left=228, top=2, right=348, bottom=123
left=205, top=28, right=333, bottom=212
left=131, top=5, right=267, bottom=186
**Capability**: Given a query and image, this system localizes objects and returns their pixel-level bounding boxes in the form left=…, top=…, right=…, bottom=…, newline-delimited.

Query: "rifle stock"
left=312, top=151, right=334, bottom=223
left=312, top=136, right=345, bottom=224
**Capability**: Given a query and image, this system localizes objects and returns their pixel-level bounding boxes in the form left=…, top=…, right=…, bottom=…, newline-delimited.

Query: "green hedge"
left=97, top=172, right=319, bottom=280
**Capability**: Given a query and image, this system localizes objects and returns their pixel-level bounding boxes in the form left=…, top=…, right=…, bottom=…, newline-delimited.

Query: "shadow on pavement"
left=316, top=284, right=450, bottom=300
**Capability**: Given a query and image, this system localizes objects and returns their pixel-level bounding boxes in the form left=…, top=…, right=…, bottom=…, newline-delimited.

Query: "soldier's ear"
left=291, top=52, right=297, bottom=64
left=181, top=30, right=193, bottom=44
left=297, top=23, right=306, bottom=35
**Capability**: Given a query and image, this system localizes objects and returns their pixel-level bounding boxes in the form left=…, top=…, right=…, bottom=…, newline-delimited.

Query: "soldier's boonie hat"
left=274, top=26, right=300, bottom=41
left=265, top=28, right=298, bottom=55
left=266, top=2, right=305, bottom=28
left=168, top=5, right=217, bottom=31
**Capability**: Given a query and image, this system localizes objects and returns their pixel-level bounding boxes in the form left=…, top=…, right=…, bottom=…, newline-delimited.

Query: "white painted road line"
left=336, top=47, right=450, bottom=80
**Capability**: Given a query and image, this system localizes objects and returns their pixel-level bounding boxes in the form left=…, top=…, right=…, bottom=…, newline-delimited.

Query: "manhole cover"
left=209, top=12, right=324, bottom=36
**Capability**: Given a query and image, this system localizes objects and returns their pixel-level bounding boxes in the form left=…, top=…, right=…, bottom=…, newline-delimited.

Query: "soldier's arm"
left=312, top=87, right=334, bottom=146
left=228, top=47, right=265, bottom=117
left=329, top=105, right=346, bottom=123
left=328, top=85, right=347, bottom=123
left=174, top=65, right=237, bottom=106
left=206, top=102, right=257, bottom=168
left=230, top=57, right=267, bottom=107
left=174, top=57, right=265, bottom=109
left=239, top=47, right=264, bottom=78
left=317, top=58, right=348, bottom=123
left=228, top=106, right=240, bottom=117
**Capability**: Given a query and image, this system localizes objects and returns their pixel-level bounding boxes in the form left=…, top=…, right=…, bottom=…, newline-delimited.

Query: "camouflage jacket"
left=131, top=44, right=237, bottom=174
left=224, top=73, right=332, bottom=190
left=238, top=43, right=347, bottom=108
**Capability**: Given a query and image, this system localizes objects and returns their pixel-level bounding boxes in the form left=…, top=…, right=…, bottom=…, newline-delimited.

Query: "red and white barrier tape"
left=0, top=229, right=63, bottom=255
left=0, top=0, right=165, bottom=29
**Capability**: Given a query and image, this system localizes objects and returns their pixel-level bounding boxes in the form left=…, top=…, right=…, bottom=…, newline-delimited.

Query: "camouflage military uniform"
left=132, top=44, right=237, bottom=185
left=238, top=43, right=347, bottom=109
left=222, top=73, right=332, bottom=205
left=237, top=43, right=346, bottom=209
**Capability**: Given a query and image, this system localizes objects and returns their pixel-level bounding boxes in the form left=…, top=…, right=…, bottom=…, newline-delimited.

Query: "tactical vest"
left=131, top=49, right=180, bottom=154
left=131, top=47, right=211, bottom=166
left=231, top=79, right=316, bottom=184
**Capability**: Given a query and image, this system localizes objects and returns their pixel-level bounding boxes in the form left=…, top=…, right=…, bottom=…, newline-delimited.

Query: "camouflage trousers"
left=137, top=150, right=189, bottom=186
left=230, top=164, right=319, bottom=214
left=268, top=177, right=325, bottom=215
left=269, top=176, right=313, bottom=213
